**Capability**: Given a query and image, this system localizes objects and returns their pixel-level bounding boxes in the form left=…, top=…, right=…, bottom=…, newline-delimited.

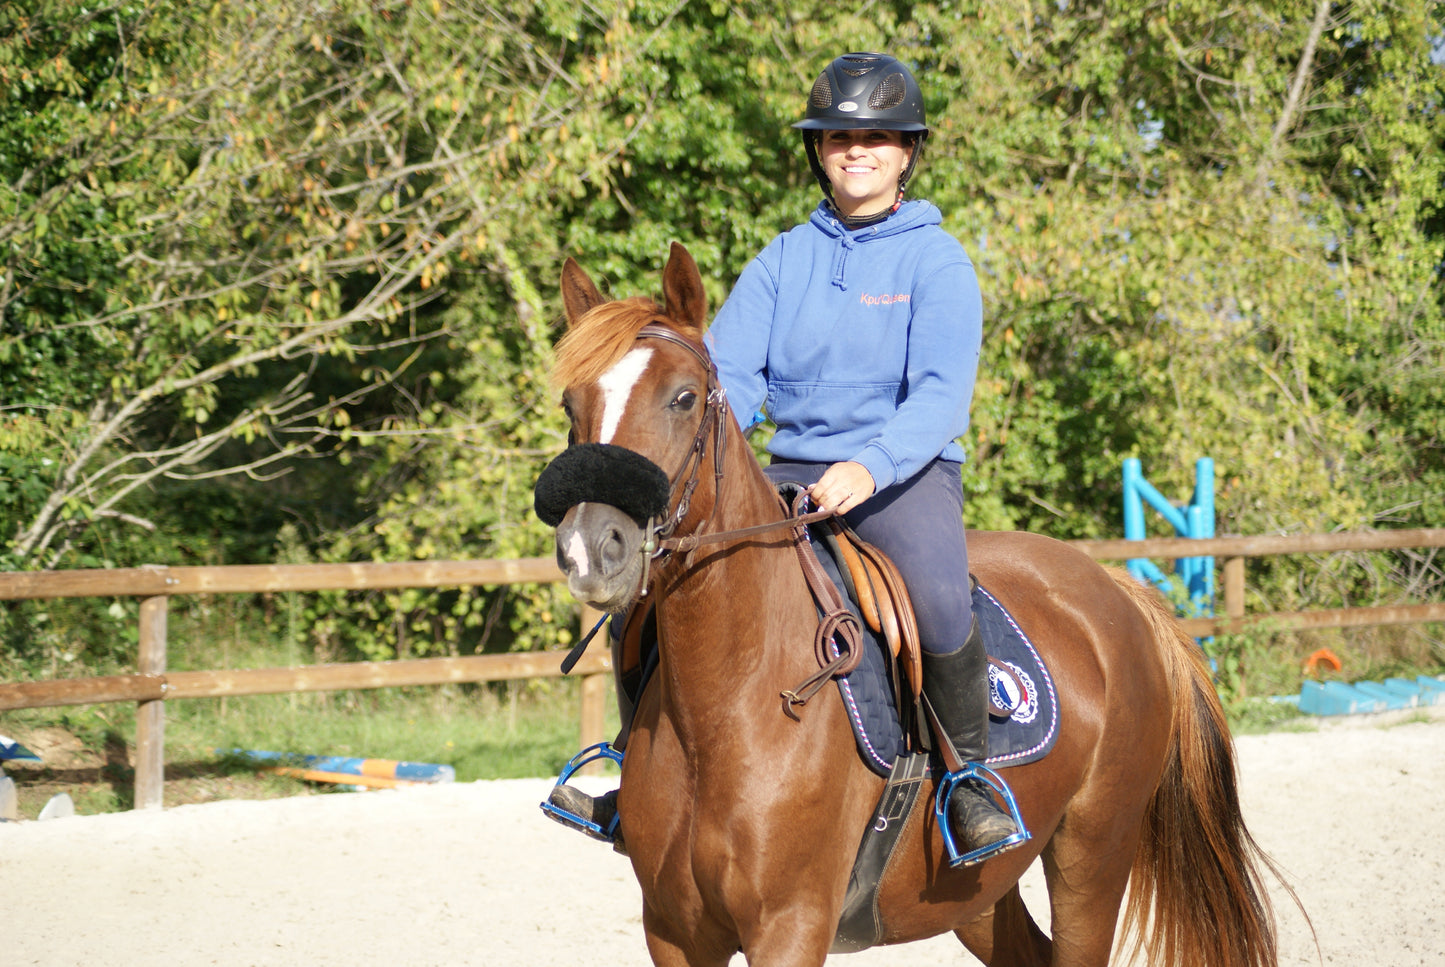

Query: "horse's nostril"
left=597, top=524, right=628, bottom=572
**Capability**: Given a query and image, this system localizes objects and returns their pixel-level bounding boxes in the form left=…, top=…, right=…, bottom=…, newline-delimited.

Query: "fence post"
left=134, top=595, right=169, bottom=810
left=1223, top=557, right=1245, bottom=626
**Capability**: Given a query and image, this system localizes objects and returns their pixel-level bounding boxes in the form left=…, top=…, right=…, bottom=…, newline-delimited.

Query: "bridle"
left=633, top=323, right=730, bottom=549
left=633, top=323, right=835, bottom=561
left=558, top=322, right=860, bottom=701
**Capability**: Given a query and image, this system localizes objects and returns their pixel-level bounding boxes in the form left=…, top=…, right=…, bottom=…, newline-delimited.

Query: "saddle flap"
left=825, top=518, right=923, bottom=702
left=825, top=519, right=884, bottom=635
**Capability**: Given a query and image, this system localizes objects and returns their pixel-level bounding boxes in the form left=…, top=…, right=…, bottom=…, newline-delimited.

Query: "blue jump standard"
left=1297, top=675, right=1445, bottom=716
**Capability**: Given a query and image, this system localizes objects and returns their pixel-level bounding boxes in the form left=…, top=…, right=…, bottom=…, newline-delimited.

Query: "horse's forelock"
left=551, top=296, right=667, bottom=391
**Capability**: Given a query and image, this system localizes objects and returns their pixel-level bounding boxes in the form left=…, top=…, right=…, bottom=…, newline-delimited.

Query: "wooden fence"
left=1, top=528, right=1442, bottom=810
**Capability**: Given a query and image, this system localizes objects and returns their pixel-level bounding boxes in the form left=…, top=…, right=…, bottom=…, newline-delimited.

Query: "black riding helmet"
left=793, top=52, right=929, bottom=204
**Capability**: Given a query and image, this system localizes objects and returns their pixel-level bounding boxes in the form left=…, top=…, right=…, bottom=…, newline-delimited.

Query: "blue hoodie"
left=708, top=199, right=983, bottom=491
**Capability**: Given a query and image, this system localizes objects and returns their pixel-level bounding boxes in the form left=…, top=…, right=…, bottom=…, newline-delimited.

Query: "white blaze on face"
left=563, top=529, right=590, bottom=578
left=597, top=347, right=654, bottom=444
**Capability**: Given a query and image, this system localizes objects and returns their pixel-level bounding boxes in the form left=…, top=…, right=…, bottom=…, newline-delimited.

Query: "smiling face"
left=818, top=129, right=913, bottom=218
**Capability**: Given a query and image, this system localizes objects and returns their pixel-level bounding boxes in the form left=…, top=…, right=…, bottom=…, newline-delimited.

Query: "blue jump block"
left=1384, top=678, right=1427, bottom=705
left=1298, top=676, right=1445, bottom=715
left=1380, top=677, right=1445, bottom=707
left=1353, top=680, right=1416, bottom=710
left=1299, top=680, right=1385, bottom=716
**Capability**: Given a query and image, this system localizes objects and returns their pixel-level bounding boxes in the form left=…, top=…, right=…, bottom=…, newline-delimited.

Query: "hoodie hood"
left=808, top=198, right=944, bottom=290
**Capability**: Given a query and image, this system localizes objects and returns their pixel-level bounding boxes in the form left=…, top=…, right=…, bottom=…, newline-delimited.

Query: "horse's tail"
left=1111, top=571, right=1298, bottom=967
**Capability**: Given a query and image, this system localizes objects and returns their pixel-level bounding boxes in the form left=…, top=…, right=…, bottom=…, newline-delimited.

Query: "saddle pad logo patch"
left=990, top=661, right=1040, bottom=726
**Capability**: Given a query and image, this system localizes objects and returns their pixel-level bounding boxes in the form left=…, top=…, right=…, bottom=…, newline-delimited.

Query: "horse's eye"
left=561, top=400, right=578, bottom=444
left=671, top=390, right=698, bottom=411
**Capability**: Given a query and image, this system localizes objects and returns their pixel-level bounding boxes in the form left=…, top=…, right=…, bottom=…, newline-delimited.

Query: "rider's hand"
left=809, top=461, right=876, bottom=515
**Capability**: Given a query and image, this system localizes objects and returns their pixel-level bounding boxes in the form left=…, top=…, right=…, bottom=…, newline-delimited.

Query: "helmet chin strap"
left=826, top=193, right=904, bottom=229
left=897, top=132, right=924, bottom=191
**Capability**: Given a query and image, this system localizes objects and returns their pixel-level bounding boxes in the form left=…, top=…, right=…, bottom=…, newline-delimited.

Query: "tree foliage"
left=2, top=0, right=1441, bottom=666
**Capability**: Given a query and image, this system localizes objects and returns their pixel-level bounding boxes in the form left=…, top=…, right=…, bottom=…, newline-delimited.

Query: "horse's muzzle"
left=554, top=501, right=649, bottom=612
left=535, top=442, right=670, bottom=610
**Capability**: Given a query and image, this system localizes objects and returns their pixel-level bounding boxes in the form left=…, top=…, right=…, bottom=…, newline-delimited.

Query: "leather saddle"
left=816, top=517, right=924, bottom=705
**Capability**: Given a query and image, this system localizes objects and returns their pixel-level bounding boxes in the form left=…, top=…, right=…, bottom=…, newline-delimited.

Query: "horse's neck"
left=650, top=449, right=815, bottom=704
left=679, top=446, right=797, bottom=593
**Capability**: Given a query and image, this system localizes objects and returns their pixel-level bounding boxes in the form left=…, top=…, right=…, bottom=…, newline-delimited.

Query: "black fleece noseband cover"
left=534, top=442, right=671, bottom=527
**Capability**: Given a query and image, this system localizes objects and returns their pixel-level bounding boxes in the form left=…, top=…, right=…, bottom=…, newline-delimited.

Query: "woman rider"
left=547, top=52, right=1021, bottom=866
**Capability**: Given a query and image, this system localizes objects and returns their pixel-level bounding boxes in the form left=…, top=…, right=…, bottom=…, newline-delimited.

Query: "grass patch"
left=1223, top=696, right=1309, bottom=735
left=1, top=677, right=619, bottom=819
left=176, top=680, right=621, bottom=782
left=1, top=599, right=623, bottom=818
left=3, top=601, right=1439, bottom=818
left=1207, top=620, right=1444, bottom=734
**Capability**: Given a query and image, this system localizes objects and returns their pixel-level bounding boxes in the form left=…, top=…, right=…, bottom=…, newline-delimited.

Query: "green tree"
left=0, top=0, right=624, bottom=572
left=3, top=0, right=1441, bottom=669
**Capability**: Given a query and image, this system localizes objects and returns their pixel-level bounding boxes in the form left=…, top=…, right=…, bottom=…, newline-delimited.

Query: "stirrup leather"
left=933, top=761, right=1031, bottom=868
left=540, top=742, right=624, bottom=842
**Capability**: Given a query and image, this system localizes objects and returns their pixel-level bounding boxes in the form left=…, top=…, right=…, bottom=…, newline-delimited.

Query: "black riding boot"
left=921, top=619, right=1022, bottom=858
left=545, top=784, right=625, bottom=854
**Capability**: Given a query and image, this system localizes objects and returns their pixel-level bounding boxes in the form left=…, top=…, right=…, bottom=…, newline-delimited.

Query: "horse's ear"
left=560, top=257, right=605, bottom=329
left=661, top=241, right=708, bottom=337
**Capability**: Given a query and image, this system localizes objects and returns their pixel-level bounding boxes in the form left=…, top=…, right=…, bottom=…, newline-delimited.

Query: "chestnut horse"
left=540, top=242, right=1285, bottom=966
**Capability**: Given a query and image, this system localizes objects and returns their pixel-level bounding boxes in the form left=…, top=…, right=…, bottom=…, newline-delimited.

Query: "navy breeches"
left=764, top=458, right=973, bottom=655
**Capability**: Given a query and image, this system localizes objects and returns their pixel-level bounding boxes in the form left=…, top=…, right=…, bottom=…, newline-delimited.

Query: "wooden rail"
left=0, top=558, right=564, bottom=599
left=1069, top=529, right=1445, bottom=637
left=1, top=528, right=1441, bottom=810
left=0, top=557, right=609, bottom=809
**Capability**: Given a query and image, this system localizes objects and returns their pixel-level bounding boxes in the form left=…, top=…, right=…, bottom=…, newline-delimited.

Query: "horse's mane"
left=551, top=296, right=666, bottom=391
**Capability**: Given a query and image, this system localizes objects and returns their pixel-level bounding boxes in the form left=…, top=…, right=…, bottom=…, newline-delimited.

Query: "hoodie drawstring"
left=833, top=232, right=856, bottom=291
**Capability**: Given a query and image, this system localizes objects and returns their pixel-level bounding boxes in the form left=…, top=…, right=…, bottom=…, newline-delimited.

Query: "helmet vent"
left=869, top=73, right=907, bottom=111
left=809, top=76, right=833, bottom=109
left=840, top=54, right=882, bottom=75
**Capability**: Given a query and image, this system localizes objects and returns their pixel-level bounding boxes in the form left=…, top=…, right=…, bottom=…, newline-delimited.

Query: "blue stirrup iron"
left=540, top=742, right=625, bottom=841
left=934, top=761, right=1031, bottom=867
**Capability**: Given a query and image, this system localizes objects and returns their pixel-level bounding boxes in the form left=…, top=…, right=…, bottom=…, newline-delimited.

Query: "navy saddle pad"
left=814, top=542, right=1060, bottom=777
